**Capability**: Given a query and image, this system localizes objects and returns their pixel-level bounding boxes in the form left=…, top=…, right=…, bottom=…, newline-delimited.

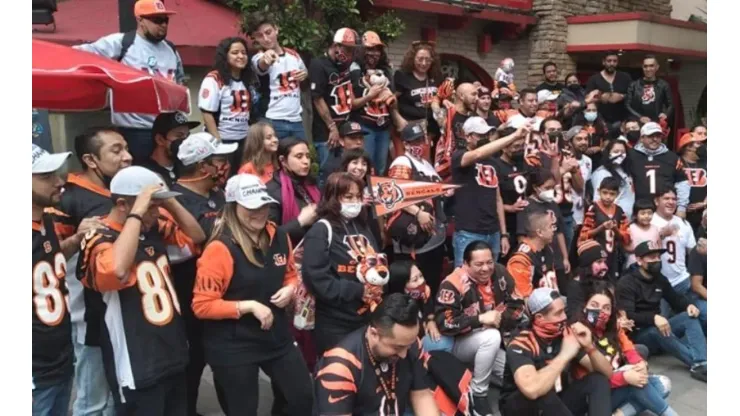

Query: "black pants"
left=181, top=314, right=227, bottom=416
left=211, top=345, right=313, bottom=416
left=116, top=371, right=188, bottom=416
left=313, top=322, right=358, bottom=357
left=499, top=372, right=611, bottom=416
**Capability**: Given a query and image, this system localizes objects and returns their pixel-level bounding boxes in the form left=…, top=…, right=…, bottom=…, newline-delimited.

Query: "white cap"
left=177, top=132, right=238, bottom=166
left=224, top=174, right=278, bottom=210
left=110, top=166, right=181, bottom=199
left=32, top=144, right=71, bottom=174
left=640, top=122, right=663, bottom=136
left=333, top=28, right=358, bottom=46
left=462, top=117, right=495, bottom=135
left=537, top=90, right=559, bottom=104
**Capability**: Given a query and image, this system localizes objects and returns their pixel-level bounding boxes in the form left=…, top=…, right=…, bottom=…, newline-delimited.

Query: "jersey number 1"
left=136, top=256, right=181, bottom=326
left=646, top=169, right=657, bottom=194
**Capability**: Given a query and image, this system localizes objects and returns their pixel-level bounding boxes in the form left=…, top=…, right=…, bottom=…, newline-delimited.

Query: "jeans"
left=663, top=278, right=708, bottom=336
left=613, top=375, right=671, bottom=416
left=118, top=127, right=154, bottom=165
left=72, top=340, right=115, bottom=416
left=561, top=215, right=575, bottom=251
left=33, top=376, right=73, bottom=416
left=453, top=230, right=501, bottom=267
left=313, top=142, right=330, bottom=171
left=361, top=125, right=391, bottom=175
left=422, top=334, right=455, bottom=353
left=268, top=118, right=306, bottom=141
left=632, top=311, right=707, bottom=367
left=499, top=372, right=612, bottom=416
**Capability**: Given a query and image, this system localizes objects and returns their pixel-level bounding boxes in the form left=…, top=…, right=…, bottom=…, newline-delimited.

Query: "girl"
left=198, top=37, right=253, bottom=172
left=574, top=282, right=675, bottom=416
left=193, top=174, right=313, bottom=415
left=238, top=121, right=279, bottom=184
left=626, top=199, right=661, bottom=268
left=340, top=148, right=383, bottom=245
left=591, top=139, right=635, bottom=217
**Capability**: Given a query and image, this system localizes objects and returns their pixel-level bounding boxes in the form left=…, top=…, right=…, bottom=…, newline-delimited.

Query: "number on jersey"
left=33, top=252, right=68, bottom=326
left=513, top=175, right=528, bottom=197
left=330, top=82, right=352, bottom=116
left=604, top=229, right=615, bottom=253
left=646, top=169, right=657, bottom=194
left=666, top=241, right=677, bottom=264
left=136, top=256, right=181, bottom=326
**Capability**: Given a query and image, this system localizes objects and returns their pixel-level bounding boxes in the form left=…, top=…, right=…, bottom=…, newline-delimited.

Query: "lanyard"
left=365, top=336, right=399, bottom=416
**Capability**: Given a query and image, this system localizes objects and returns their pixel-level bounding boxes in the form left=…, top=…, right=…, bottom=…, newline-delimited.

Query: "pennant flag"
left=369, top=176, right=460, bottom=216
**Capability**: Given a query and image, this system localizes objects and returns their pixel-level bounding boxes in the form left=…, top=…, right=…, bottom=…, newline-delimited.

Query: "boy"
left=578, top=176, right=630, bottom=281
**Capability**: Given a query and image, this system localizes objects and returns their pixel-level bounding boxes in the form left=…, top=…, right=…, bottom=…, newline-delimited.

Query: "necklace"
left=365, top=336, right=398, bottom=416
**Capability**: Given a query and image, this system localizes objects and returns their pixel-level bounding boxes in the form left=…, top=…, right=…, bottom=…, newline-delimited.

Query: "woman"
left=198, top=37, right=253, bottom=172
left=340, top=148, right=384, bottom=246
left=387, top=259, right=437, bottom=340
left=691, top=123, right=708, bottom=164
left=265, top=138, right=320, bottom=245
left=557, top=73, right=585, bottom=128
left=677, top=132, right=708, bottom=234
left=392, top=41, right=443, bottom=161
left=573, top=101, right=609, bottom=168
left=238, top=121, right=278, bottom=184
left=591, top=140, right=635, bottom=218
left=193, top=173, right=313, bottom=415
left=573, top=282, right=676, bottom=416
left=302, top=172, right=387, bottom=354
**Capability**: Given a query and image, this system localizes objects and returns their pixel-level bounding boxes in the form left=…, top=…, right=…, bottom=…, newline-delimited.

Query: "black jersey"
left=629, top=148, right=686, bottom=201
left=579, top=202, right=631, bottom=281
left=492, top=157, right=528, bottom=238
left=32, top=214, right=73, bottom=389
left=506, top=240, right=557, bottom=298
left=452, top=150, right=501, bottom=234
left=309, top=56, right=353, bottom=142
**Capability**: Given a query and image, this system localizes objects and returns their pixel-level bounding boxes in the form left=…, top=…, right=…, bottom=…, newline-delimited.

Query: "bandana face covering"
left=533, top=318, right=567, bottom=340
left=405, top=283, right=430, bottom=302
left=585, top=308, right=610, bottom=335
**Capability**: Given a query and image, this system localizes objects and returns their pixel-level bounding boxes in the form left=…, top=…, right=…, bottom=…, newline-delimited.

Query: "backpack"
left=292, top=220, right=332, bottom=330
left=117, top=30, right=178, bottom=62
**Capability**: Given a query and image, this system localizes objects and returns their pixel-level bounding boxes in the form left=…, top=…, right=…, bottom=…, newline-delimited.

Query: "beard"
left=32, top=190, right=58, bottom=209
left=144, top=30, right=166, bottom=43
left=605, top=66, right=616, bottom=74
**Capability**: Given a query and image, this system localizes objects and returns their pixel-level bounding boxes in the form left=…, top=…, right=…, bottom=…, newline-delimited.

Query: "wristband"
left=501, top=233, right=510, bottom=239
left=126, top=214, right=143, bottom=223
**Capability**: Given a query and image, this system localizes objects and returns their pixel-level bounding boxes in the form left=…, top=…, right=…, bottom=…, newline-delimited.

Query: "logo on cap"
left=648, top=241, right=661, bottom=250
left=154, top=1, right=166, bottom=11
left=412, top=125, right=422, bottom=134
left=351, top=122, right=361, bottom=130
left=175, top=112, right=188, bottom=124
left=32, top=146, right=45, bottom=165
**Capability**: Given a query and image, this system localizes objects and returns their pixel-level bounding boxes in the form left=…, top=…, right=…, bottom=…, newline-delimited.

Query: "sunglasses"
left=146, top=16, right=170, bottom=25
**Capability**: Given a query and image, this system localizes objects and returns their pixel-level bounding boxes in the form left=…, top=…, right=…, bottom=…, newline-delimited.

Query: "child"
left=626, top=198, right=661, bottom=268
left=238, top=121, right=278, bottom=184
left=387, top=259, right=438, bottom=340
left=340, top=148, right=374, bottom=205
left=578, top=176, right=630, bottom=281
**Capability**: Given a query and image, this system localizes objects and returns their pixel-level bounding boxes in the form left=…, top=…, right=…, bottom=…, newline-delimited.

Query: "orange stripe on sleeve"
left=323, top=348, right=363, bottom=370
left=193, top=241, right=238, bottom=320
left=88, top=242, right=137, bottom=292
left=319, top=379, right=357, bottom=393
left=618, top=213, right=631, bottom=246
left=507, top=254, right=534, bottom=298
left=283, top=238, right=299, bottom=288
left=316, top=362, right=355, bottom=383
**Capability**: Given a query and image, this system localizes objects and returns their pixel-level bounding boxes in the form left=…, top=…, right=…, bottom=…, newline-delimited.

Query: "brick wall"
left=676, top=61, right=706, bottom=126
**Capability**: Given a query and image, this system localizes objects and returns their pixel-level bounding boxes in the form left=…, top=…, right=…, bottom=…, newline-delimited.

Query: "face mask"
left=584, top=308, right=609, bottom=333
left=646, top=261, right=663, bottom=276
left=609, top=153, right=626, bottom=165
left=533, top=318, right=567, bottom=340
left=568, top=84, right=580, bottom=92
left=407, top=145, right=424, bottom=159
left=584, top=112, right=598, bottom=123
left=626, top=130, right=641, bottom=143
left=340, top=202, right=362, bottom=219
left=511, top=151, right=524, bottom=162
left=538, top=189, right=555, bottom=203
left=405, top=283, right=430, bottom=302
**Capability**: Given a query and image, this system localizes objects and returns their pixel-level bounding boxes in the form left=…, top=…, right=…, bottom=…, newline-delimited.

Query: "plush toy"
left=363, top=69, right=396, bottom=107
left=494, top=58, right=518, bottom=101
left=347, top=236, right=389, bottom=314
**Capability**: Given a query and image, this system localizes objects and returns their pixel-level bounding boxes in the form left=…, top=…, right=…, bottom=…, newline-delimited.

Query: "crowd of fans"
left=32, top=1, right=707, bottom=415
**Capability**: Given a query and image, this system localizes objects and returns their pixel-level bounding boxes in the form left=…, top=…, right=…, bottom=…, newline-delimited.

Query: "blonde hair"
left=210, top=203, right=268, bottom=267
left=242, top=121, right=278, bottom=176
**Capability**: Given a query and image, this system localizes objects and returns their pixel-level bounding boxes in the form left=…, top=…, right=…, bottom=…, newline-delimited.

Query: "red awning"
left=32, top=0, right=243, bottom=66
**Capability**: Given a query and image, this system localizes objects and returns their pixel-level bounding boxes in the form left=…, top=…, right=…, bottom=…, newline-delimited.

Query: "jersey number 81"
left=136, top=255, right=181, bottom=326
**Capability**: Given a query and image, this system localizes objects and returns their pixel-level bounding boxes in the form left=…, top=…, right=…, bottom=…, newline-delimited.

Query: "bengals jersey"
left=629, top=147, right=688, bottom=202
left=578, top=201, right=631, bottom=280
left=506, top=239, right=557, bottom=298
left=349, top=63, right=393, bottom=129
left=310, top=56, right=353, bottom=142
left=314, top=328, right=430, bottom=416
left=452, top=150, right=501, bottom=234
left=252, top=48, right=306, bottom=123
left=32, top=214, right=73, bottom=389
left=198, top=70, right=251, bottom=141
left=682, top=158, right=707, bottom=229
left=516, top=197, right=565, bottom=268
left=492, top=157, right=528, bottom=241
left=77, top=217, right=194, bottom=389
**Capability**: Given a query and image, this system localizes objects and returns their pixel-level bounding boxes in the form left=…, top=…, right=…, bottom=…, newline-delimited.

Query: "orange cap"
left=362, top=31, right=385, bottom=48
left=135, top=0, right=176, bottom=17
left=333, top=28, right=359, bottom=47
left=677, top=132, right=706, bottom=151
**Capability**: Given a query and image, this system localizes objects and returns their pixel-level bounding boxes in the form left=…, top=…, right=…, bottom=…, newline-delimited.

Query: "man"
left=318, top=121, right=366, bottom=186
left=535, top=90, right=559, bottom=119
left=434, top=82, right=479, bottom=180
left=585, top=51, right=632, bottom=130
left=435, top=241, right=526, bottom=416
left=475, top=86, right=501, bottom=128
left=53, top=127, right=133, bottom=416
left=535, top=62, right=565, bottom=96
left=451, top=118, right=528, bottom=265
left=314, top=293, right=439, bottom=415
left=499, top=288, right=612, bottom=416
left=170, top=132, right=236, bottom=415
left=74, top=0, right=184, bottom=163
left=629, top=122, right=689, bottom=215
left=310, top=28, right=358, bottom=167
left=77, top=166, right=206, bottom=414
left=508, top=211, right=557, bottom=299
left=626, top=55, right=674, bottom=125
left=617, top=241, right=707, bottom=382
left=32, top=145, right=75, bottom=415
left=616, top=118, right=641, bottom=147
left=503, top=88, right=540, bottom=128
left=248, top=12, right=308, bottom=140
left=565, top=240, right=610, bottom=320
left=492, top=129, right=528, bottom=259
left=557, top=126, right=588, bottom=250
left=140, top=112, right=200, bottom=187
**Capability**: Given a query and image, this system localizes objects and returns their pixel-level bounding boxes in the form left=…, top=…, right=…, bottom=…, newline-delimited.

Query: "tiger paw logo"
left=375, top=180, right=404, bottom=211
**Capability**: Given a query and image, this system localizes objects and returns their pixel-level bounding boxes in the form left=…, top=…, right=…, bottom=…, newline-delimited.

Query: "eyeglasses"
left=146, top=16, right=170, bottom=25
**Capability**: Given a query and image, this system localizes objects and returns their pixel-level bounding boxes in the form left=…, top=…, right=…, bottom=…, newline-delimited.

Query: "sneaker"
left=471, top=394, right=493, bottom=416
left=690, top=363, right=707, bottom=382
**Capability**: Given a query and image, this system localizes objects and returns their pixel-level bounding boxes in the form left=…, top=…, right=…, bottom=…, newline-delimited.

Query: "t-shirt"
left=536, top=82, right=566, bottom=95
left=651, top=215, right=696, bottom=287
left=585, top=71, right=632, bottom=124
left=314, top=328, right=430, bottom=416
left=140, top=158, right=177, bottom=187
left=393, top=70, right=440, bottom=136
left=571, top=155, right=592, bottom=225
left=252, top=48, right=306, bottom=122
left=349, top=63, right=393, bottom=129
left=687, top=247, right=706, bottom=289
left=492, top=157, right=528, bottom=240
left=198, top=70, right=251, bottom=141
left=310, top=56, right=354, bottom=142
left=450, top=112, right=471, bottom=150
left=682, top=158, right=708, bottom=223
left=626, top=224, right=660, bottom=267
left=452, top=150, right=501, bottom=234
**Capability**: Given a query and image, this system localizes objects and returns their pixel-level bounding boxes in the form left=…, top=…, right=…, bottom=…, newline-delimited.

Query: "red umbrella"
left=32, top=39, right=190, bottom=114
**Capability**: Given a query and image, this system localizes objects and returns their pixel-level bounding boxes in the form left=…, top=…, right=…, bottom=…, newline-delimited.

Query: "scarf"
left=532, top=319, right=566, bottom=341
left=633, top=142, right=668, bottom=157
left=280, top=170, right=320, bottom=223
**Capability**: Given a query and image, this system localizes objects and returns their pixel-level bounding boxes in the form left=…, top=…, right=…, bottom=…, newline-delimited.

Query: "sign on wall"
left=32, top=108, right=53, bottom=151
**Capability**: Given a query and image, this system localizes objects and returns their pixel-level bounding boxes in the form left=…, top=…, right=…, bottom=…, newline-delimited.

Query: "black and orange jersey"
left=492, top=157, right=528, bottom=239
left=314, top=328, right=429, bottom=416
left=32, top=214, right=73, bottom=390
left=629, top=147, right=687, bottom=202
left=506, top=239, right=557, bottom=298
left=516, top=197, right=565, bottom=268
left=310, top=56, right=353, bottom=142
left=579, top=201, right=631, bottom=279
left=77, top=217, right=194, bottom=390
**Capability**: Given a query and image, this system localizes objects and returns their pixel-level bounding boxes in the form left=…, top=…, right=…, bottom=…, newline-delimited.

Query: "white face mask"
left=610, top=153, right=626, bottom=165
left=584, top=111, right=598, bottom=123
left=538, top=189, right=556, bottom=202
left=340, top=202, right=363, bottom=219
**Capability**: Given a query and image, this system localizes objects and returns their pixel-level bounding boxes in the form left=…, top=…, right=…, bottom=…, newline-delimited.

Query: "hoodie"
left=630, top=143, right=689, bottom=214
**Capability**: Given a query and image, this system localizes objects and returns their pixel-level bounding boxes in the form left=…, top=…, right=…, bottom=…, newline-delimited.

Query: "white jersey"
left=251, top=48, right=306, bottom=122
left=572, top=155, right=593, bottom=225
left=651, top=214, right=696, bottom=286
left=198, top=70, right=250, bottom=141
left=74, top=32, right=184, bottom=129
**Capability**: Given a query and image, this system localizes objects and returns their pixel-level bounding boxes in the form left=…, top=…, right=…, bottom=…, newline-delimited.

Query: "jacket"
left=626, top=78, right=673, bottom=121
left=265, top=171, right=316, bottom=245
left=616, top=268, right=690, bottom=331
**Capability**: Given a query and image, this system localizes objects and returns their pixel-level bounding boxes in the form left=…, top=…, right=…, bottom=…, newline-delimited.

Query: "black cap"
left=339, top=121, right=364, bottom=137
left=634, top=241, right=667, bottom=258
left=401, top=123, right=425, bottom=142
left=152, top=112, right=201, bottom=138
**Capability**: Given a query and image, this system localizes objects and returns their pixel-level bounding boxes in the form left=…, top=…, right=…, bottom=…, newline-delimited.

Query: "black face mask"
left=584, top=308, right=601, bottom=326
left=626, top=130, right=641, bottom=144
left=567, top=84, right=581, bottom=92
left=511, top=151, right=525, bottom=162
left=646, top=261, right=662, bottom=276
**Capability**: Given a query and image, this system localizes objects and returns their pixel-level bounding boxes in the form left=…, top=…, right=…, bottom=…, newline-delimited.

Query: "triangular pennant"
left=369, top=176, right=460, bottom=216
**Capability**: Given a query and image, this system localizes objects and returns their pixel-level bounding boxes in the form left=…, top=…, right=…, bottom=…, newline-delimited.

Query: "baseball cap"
left=224, top=174, right=278, bottom=210
left=528, top=287, right=562, bottom=315
left=640, top=122, right=663, bottom=136
left=32, top=144, right=71, bottom=174
left=401, top=123, right=425, bottom=142
left=333, top=28, right=359, bottom=47
left=339, top=121, right=364, bottom=137
left=177, top=132, right=238, bottom=166
left=152, top=112, right=200, bottom=138
left=110, top=166, right=181, bottom=199
left=362, top=31, right=385, bottom=48
left=564, top=125, right=584, bottom=141
left=134, top=0, right=176, bottom=17
left=537, top=90, right=559, bottom=104
left=577, top=240, right=608, bottom=268
left=634, top=240, right=667, bottom=258
left=677, top=132, right=706, bottom=151
left=463, top=117, right=495, bottom=135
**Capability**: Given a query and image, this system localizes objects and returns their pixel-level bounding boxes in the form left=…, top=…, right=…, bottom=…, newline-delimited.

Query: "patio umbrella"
left=32, top=39, right=190, bottom=114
